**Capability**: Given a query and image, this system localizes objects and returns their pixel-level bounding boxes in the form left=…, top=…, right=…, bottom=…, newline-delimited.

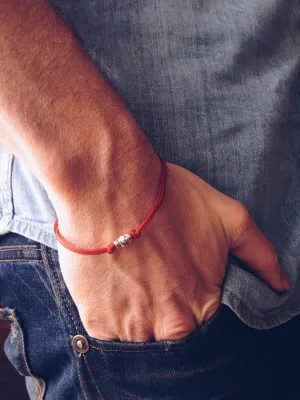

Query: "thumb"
left=228, top=208, right=290, bottom=292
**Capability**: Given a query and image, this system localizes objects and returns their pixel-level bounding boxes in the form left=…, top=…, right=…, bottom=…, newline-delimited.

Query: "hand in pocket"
left=56, top=162, right=289, bottom=342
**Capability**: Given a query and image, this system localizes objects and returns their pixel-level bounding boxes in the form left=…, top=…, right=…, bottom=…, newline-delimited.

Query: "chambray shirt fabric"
left=0, top=0, right=300, bottom=330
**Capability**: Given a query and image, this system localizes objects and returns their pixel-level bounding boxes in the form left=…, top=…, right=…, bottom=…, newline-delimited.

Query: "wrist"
left=48, top=143, right=162, bottom=248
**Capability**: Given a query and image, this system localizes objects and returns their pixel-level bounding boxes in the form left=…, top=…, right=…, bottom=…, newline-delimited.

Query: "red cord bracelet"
left=53, top=154, right=167, bottom=255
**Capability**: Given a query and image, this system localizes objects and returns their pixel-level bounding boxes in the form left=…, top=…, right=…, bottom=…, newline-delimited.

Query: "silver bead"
left=113, top=233, right=133, bottom=248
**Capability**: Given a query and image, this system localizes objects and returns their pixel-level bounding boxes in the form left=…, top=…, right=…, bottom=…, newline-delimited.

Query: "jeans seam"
left=0, top=247, right=41, bottom=252
left=90, top=344, right=167, bottom=353
left=82, top=354, right=105, bottom=400
left=45, top=247, right=105, bottom=399
left=46, top=247, right=80, bottom=333
left=0, top=259, right=43, bottom=263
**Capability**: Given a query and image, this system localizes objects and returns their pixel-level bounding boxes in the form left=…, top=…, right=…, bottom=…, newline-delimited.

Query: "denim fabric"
left=0, top=0, right=300, bottom=330
left=1, top=232, right=300, bottom=400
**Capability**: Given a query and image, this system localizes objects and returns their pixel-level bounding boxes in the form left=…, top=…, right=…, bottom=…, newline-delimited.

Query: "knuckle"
left=162, top=323, right=196, bottom=341
left=125, top=316, right=153, bottom=342
left=127, top=327, right=152, bottom=342
left=192, top=287, right=221, bottom=319
left=159, top=315, right=196, bottom=341
left=235, top=201, right=251, bottom=225
left=266, top=247, right=279, bottom=270
left=231, top=201, right=252, bottom=243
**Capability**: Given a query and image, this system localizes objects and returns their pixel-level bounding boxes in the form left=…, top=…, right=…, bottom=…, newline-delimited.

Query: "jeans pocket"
left=43, top=243, right=222, bottom=350
left=85, top=305, right=222, bottom=351
left=43, top=245, right=250, bottom=400
left=77, top=304, right=242, bottom=400
left=0, top=307, right=46, bottom=400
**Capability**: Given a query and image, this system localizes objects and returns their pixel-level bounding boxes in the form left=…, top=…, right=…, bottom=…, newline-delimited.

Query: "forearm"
left=0, top=0, right=160, bottom=236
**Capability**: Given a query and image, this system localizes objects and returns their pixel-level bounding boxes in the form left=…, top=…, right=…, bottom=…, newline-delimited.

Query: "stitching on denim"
left=44, top=247, right=95, bottom=400
left=46, top=247, right=80, bottom=333
left=90, top=344, right=169, bottom=353
left=0, top=247, right=41, bottom=252
left=82, top=354, right=105, bottom=400
left=0, top=259, right=43, bottom=263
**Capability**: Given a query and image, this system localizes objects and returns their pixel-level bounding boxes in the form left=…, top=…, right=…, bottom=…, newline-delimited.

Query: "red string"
left=53, top=154, right=167, bottom=255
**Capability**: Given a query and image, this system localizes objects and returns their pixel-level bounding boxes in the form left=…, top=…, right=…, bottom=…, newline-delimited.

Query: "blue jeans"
left=0, top=231, right=299, bottom=400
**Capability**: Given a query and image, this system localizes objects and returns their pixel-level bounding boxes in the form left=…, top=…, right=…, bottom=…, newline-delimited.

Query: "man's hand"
left=0, top=0, right=289, bottom=342
left=56, top=160, right=290, bottom=342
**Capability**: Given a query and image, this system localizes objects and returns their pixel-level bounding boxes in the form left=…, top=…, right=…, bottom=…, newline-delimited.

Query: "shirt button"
left=71, top=335, right=89, bottom=353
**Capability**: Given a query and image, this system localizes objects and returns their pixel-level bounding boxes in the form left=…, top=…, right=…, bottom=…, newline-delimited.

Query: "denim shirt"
left=1, top=0, right=300, bottom=330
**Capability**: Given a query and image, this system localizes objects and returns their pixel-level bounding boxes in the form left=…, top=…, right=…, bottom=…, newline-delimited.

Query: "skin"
left=0, top=0, right=290, bottom=342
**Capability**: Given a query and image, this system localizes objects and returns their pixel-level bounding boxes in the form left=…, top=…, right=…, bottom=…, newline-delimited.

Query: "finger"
left=230, top=216, right=290, bottom=292
left=155, top=309, right=197, bottom=341
left=123, top=321, right=154, bottom=342
left=191, top=289, right=221, bottom=326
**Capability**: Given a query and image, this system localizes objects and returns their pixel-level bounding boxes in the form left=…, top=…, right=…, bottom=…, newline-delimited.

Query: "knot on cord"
left=130, top=229, right=141, bottom=239
left=107, top=243, right=116, bottom=254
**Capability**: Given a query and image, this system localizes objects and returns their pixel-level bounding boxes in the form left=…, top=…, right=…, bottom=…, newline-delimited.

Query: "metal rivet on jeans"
left=71, top=335, right=89, bottom=353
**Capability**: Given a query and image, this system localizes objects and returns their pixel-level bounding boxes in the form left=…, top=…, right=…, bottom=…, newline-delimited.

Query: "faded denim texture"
left=1, top=232, right=300, bottom=399
left=0, top=0, right=300, bottom=330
